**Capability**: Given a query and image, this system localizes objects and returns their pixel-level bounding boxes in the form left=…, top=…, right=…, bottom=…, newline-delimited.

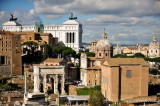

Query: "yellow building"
left=0, top=30, right=22, bottom=76
left=101, top=58, right=149, bottom=102
left=122, top=45, right=149, bottom=57
left=12, top=32, right=57, bottom=47
left=80, top=53, right=103, bottom=86
left=90, top=40, right=98, bottom=53
left=86, top=66, right=101, bottom=86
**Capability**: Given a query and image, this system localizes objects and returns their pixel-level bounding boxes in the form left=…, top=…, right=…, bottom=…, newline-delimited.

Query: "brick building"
left=12, top=32, right=58, bottom=47
left=101, top=58, right=149, bottom=102
left=0, top=30, right=22, bottom=76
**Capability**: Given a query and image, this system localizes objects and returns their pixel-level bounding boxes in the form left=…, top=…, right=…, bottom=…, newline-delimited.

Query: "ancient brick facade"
left=101, top=58, right=149, bottom=102
left=0, top=30, right=22, bottom=76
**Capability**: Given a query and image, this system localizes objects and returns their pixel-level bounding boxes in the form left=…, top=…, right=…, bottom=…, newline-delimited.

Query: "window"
left=95, top=80, right=97, bottom=85
left=99, top=53, right=101, bottom=56
left=106, top=53, right=108, bottom=56
left=126, top=70, right=132, bottom=78
left=95, top=74, right=97, bottom=78
left=0, top=56, right=5, bottom=65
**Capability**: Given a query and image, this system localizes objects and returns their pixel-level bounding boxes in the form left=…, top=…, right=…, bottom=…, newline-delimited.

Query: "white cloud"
left=85, top=15, right=159, bottom=26
left=32, top=0, right=160, bottom=17
left=0, top=10, right=41, bottom=29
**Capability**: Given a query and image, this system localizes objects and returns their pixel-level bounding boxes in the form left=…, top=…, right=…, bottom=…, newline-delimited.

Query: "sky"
left=0, top=0, right=160, bottom=45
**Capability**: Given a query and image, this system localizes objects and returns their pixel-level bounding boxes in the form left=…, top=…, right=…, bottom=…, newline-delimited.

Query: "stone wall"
left=69, top=85, right=86, bottom=95
left=0, top=66, right=11, bottom=76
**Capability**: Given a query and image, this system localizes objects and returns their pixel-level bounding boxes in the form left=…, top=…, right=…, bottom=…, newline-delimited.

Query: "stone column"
left=43, top=74, right=47, bottom=93
left=5, top=56, right=7, bottom=65
left=54, top=74, right=58, bottom=94
left=71, top=33, right=73, bottom=43
left=61, top=74, right=66, bottom=95
left=24, top=72, right=27, bottom=95
left=68, top=33, right=70, bottom=43
left=33, top=66, right=40, bottom=93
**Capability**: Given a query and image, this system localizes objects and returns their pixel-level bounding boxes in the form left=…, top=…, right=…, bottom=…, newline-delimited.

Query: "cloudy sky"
left=0, top=0, right=160, bottom=45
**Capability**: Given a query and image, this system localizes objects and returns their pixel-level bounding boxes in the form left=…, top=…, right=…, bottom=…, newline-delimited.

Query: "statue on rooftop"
left=10, top=13, right=17, bottom=21
left=69, top=11, right=77, bottom=20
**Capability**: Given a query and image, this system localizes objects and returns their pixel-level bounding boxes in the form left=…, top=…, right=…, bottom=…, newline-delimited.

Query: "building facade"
left=113, top=42, right=123, bottom=56
left=80, top=53, right=103, bottom=86
left=3, top=14, right=83, bottom=52
left=148, top=35, right=160, bottom=58
left=0, top=30, right=22, bottom=76
left=101, top=58, right=149, bottom=102
left=90, top=40, right=98, bottom=53
left=12, top=32, right=57, bottom=46
left=122, top=44, right=149, bottom=57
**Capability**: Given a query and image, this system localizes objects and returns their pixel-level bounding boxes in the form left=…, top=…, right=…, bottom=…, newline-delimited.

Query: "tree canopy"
left=114, top=53, right=145, bottom=58
left=133, top=53, right=145, bottom=58
left=114, top=54, right=128, bottom=58
left=42, top=44, right=53, bottom=61
left=53, top=46, right=76, bottom=57
left=23, top=41, right=38, bottom=47
left=149, top=69, right=160, bottom=75
left=88, top=90, right=104, bottom=106
left=86, top=52, right=95, bottom=57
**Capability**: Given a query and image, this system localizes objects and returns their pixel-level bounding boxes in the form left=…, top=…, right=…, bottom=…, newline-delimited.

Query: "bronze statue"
left=69, top=11, right=77, bottom=20
left=10, top=13, right=17, bottom=21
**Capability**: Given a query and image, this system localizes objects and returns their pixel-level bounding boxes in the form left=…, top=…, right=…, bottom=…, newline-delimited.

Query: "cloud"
left=84, top=15, right=159, bottom=26
left=0, top=10, right=41, bottom=29
left=32, top=0, right=160, bottom=17
left=111, top=29, right=156, bottom=45
left=0, top=11, right=10, bottom=28
left=14, top=9, right=41, bottom=25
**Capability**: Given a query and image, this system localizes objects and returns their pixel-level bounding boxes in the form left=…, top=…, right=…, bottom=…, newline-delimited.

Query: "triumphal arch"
left=33, top=65, right=66, bottom=95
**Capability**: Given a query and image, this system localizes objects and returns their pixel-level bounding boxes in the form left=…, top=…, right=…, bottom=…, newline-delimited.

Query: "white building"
left=3, top=14, right=83, bottom=52
left=148, top=35, right=160, bottom=58
left=113, top=42, right=123, bottom=56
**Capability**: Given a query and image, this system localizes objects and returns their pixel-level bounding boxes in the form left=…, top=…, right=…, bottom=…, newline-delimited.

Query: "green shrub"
left=77, top=85, right=101, bottom=95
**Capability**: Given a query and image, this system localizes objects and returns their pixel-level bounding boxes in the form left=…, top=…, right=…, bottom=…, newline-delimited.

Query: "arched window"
left=106, top=53, right=108, bottom=56
left=95, top=80, right=97, bottom=85
left=99, top=53, right=101, bottom=56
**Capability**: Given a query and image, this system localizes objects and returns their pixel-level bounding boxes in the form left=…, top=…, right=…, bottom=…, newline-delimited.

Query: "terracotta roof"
left=86, top=66, right=101, bottom=69
left=127, top=46, right=137, bottom=50
left=91, top=40, right=98, bottom=43
left=44, top=58, right=63, bottom=63
left=124, top=96, right=157, bottom=103
left=0, top=30, right=14, bottom=35
left=103, top=58, right=149, bottom=66
left=12, top=31, right=34, bottom=35
left=12, top=32, right=51, bottom=36
left=38, top=32, right=51, bottom=36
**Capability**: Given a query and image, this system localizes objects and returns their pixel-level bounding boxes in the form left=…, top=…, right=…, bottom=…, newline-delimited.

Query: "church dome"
left=96, top=39, right=111, bottom=47
left=3, top=21, right=21, bottom=26
left=149, top=35, right=160, bottom=47
left=96, top=31, right=112, bottom=47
